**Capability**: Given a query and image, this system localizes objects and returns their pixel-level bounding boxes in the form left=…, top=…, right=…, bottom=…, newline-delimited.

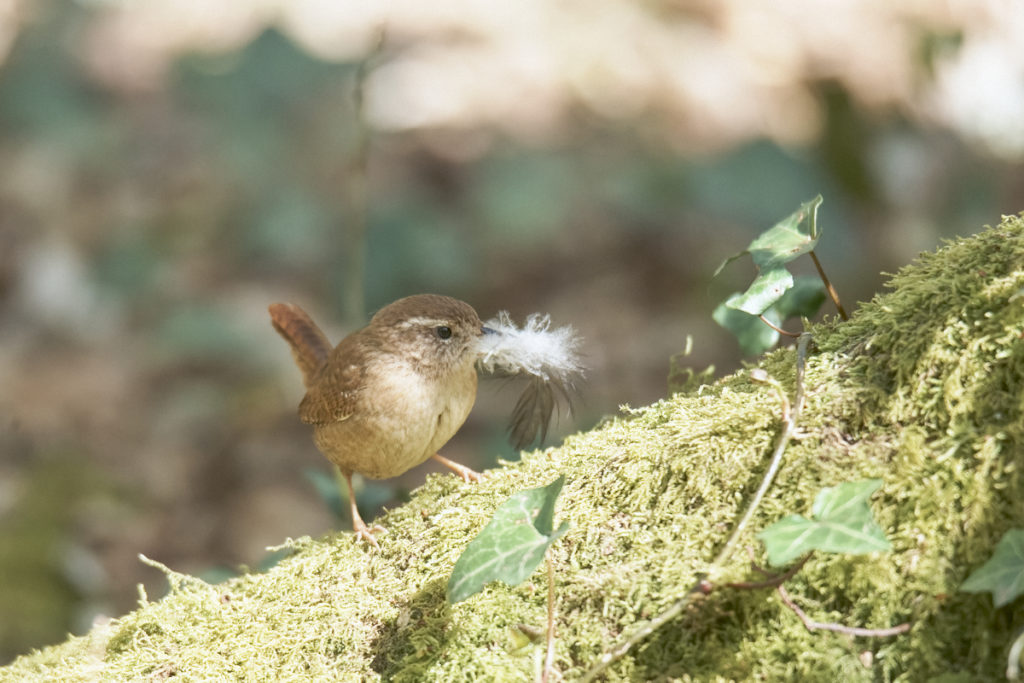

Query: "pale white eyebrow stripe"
left=398, top=317, right=449, bottom=328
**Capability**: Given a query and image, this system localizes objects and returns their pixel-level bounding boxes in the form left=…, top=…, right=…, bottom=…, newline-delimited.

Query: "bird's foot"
left=352, top=519, right=385, bottom=548
left=431, top=453, right=485, bottom=483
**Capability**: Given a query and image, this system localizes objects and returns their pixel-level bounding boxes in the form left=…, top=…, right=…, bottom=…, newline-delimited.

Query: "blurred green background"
left=1, top=0, right=1022, bottom=663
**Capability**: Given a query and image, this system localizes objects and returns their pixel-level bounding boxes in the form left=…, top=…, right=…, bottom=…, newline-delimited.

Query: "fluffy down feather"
left=475, top=312, right=583, bottom=448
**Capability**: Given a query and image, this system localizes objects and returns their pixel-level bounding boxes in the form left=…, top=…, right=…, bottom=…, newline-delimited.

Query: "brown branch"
left=776, top=585, right=910, bottom=638
left=758, top=315, right=801, bottom=338
left=809, top=250, right=849, bottom=320
left=727, top=553, right=813, bottom=590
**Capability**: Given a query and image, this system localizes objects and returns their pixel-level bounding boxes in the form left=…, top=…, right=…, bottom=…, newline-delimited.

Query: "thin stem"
left=580, top=583, right=703, bottom=682
left=340, top=30, right=385, bottom=327
left=540, top=553, right=557, bottom=682
left=809, top=250, right=848, bottom=320
left=709, top=333, right=809, bottom=570
left=726, top=552, right=813, bottom=590
left=582, top=335, right=813, bottom=681
left=777, top=585, right=910, bottom=637
left=1007, top=625, right=1024, bottom=680
left=757, top=315, right=802, bottom=335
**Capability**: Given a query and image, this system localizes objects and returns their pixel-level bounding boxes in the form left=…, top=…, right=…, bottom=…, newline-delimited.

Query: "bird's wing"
left=297, top=335, right=368, bottom=425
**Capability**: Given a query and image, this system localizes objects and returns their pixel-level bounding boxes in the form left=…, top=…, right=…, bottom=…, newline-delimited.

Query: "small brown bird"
left=269, top=294, right=489, bottom=546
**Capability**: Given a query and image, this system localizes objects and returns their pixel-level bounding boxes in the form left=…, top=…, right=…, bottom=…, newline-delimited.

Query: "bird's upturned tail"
left=268, top=303, right=333, bottom=387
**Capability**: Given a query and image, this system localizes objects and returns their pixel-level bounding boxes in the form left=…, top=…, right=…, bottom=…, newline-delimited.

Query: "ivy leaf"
left=714, top=195, right=824, bottom=316
left=758, top=479, right=891, bottom=567
left=712, top=276, right=825, bottom=356
left=447, top=476, right=569, bottom=603
left=747, top=195, right=823, bottom=271
left=775, top=275, right=827, bottom=318
left=961, top=529, right=1024, bottom=607
left=713, top=295, right=780, bottom=355
left=726, top=267, right=794, bottom=316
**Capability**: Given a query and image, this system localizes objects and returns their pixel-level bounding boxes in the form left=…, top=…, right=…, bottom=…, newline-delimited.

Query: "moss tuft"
left=3, top=216, right=1023, bottom=681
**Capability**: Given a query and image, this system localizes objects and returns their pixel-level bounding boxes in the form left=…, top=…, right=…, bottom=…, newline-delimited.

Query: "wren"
left=269, top=294, right=489, bottom=546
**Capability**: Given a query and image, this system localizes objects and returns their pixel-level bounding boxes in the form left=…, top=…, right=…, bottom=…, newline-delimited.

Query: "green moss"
left=3, top=216, right=1023, bottom=681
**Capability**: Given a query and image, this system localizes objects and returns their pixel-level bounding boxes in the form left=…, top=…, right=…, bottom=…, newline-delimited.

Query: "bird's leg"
left=339, top=468, right=384, bottom=548
left=431, top=453, right=484, bottom=483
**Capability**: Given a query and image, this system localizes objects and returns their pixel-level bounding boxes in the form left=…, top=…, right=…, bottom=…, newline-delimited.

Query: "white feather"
left=476, top=311, right=583, bottom=382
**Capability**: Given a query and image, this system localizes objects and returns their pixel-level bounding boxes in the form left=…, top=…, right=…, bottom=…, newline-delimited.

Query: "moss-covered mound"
left=3, top=216, right=1023, bottom=682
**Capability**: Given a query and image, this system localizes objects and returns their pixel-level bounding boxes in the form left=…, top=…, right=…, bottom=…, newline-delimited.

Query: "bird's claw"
left=460, top=467, right=485, bottom=483
left=449, top=461, right=485, bottom=483
left=352, top=521, right=385, bottom=548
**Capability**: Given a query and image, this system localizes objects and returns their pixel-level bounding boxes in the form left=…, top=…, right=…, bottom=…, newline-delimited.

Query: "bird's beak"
left=481, top=326, right=497, bottom=336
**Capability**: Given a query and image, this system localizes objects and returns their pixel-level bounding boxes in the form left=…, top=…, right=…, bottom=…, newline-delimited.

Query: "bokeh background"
left=2, top=0, right=1023, bottom=663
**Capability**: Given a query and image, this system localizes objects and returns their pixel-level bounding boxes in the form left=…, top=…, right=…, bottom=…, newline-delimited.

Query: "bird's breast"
left=313, top=357, right=478, bottom=479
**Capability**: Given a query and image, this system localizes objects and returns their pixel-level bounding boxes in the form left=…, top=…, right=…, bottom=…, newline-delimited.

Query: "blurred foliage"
left=1, top=1, right=1022, bottom=666
left=0, top=453, right=113, bottom=660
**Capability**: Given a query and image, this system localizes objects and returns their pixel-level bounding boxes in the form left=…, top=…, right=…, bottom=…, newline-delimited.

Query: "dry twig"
left=726, top=551, right=813, bottom=590
left=582, top=334, right=813, bottom=681
left=776, top=585, right=910, bottom=638
left=758, top=315, right=801, bottom=337
left=810, top=250, right=848, bottom=320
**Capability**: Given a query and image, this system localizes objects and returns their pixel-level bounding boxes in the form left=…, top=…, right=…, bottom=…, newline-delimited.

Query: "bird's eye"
left=435, top=326, right=452, bottom=340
